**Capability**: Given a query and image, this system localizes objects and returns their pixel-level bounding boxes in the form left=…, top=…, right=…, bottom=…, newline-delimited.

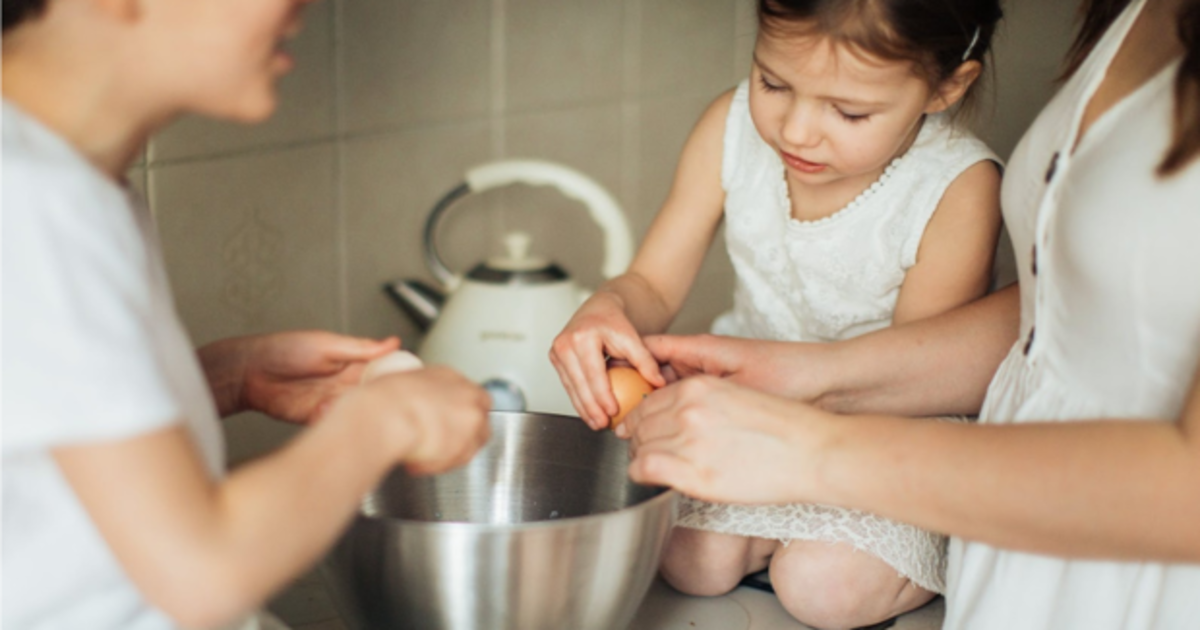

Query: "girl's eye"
left=758, top=75, right=786, bottom=93
left=837, top=109, right=870, bottom=123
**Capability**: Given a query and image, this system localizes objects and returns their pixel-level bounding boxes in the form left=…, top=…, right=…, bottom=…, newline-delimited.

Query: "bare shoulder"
left=939, top=159, right=1002, bottom=216
left=685, top=88, right=738, bottom=150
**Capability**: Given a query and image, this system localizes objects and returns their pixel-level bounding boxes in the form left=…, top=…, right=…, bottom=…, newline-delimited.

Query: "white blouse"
left=944, top=1, right=1200, bottom=628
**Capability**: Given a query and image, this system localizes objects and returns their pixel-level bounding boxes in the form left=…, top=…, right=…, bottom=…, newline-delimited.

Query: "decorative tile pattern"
left=151, top=143, right=340, bottom=346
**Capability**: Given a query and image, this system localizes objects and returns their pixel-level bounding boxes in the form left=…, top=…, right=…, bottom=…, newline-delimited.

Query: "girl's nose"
left=781, top=105, right=821, bottom=149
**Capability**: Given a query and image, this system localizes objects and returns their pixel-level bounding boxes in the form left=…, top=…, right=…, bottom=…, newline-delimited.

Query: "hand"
left=644, top=334, right=831, bottom=402
left=352, top=366, right=492, bottom=476
left=550, top=293, right=666, bottom=430
left=203, top=331, right=401, bottom=424
left=621, top=375, right=828, bottom=505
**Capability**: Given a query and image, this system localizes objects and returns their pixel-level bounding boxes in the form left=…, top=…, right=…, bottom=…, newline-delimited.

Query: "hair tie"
left=962, top=25, right=982, bottom=62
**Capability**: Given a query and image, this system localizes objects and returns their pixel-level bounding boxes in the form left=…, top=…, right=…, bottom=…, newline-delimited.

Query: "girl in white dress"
left=552, top=1, right=1003, bottom=627
left=622, top=1, right=1200, bottom=629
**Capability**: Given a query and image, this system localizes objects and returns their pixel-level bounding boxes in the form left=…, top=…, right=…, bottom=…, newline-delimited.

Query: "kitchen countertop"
left=271, top=567, right=946, bottom=630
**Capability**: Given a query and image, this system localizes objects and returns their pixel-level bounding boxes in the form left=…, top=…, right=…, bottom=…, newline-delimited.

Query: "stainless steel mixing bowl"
left=322, top=411, right=677, bottom=630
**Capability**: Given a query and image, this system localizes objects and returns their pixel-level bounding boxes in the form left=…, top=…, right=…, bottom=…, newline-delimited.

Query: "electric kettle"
left=385, top=159, right=634, bottom=415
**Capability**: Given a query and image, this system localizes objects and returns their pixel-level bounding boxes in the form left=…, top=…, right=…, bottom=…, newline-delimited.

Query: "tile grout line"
left=332, top=0, right=350, bottom=333
left=621, top=0, right=642, bottom=233
left=490, top=0, right=509, bottom=237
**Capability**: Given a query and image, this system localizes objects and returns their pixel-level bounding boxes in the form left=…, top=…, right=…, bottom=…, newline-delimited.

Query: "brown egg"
left=608, top=366, right=655, bottom=429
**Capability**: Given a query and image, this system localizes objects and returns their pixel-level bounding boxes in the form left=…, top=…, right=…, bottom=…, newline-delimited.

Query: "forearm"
left=199, top=404, right=399, bottom=616
left=196, top=336, right=251, bottom=417
left=77, top=399, right=402, bottom=629
left=816, top=284, right=1021, bottom=416
left=594, top=272, right=680, bottom=335
left=812, top=412, right=1200, bottom=562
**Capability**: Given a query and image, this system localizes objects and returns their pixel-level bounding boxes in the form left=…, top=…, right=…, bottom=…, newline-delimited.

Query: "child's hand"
left=202, top=331, right=401, bottom=424
left=348, top=366, right=492, bottom=476
left=550, top=295, right=666, bottom=430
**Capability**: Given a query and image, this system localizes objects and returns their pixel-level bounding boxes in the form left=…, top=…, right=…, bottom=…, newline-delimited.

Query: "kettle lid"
left=466, top=231, right=569, bottom=285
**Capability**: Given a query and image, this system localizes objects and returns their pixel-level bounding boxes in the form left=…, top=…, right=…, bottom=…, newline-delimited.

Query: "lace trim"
left=783, top=157, right=906, bottom=230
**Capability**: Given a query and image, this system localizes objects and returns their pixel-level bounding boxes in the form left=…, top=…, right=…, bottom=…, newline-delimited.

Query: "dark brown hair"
left=3, top=0, right=47, bottom=31
left=1062, top=0, right=1200, bottom=175
left=757, top=0, right=1005, bottom=116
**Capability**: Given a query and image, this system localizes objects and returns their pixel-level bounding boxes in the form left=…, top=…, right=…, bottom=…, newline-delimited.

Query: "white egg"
left=360, top=350, right=424, bottom=384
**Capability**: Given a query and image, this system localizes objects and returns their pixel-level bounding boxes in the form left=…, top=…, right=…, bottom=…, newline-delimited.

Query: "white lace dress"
left=677, top=80, right=998, bottom=593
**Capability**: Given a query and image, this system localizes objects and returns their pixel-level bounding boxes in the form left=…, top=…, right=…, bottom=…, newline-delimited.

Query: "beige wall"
left=143, top=0, right=1079, bottom=468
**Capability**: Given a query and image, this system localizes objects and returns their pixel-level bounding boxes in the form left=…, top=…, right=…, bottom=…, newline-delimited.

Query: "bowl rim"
left=356, top=485, right=678, bottom=533
left=357, top=411, right=678, bottom=532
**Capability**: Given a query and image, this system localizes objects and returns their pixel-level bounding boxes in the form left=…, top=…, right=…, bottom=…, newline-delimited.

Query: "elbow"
left=142, top=554, right=261, bottom=630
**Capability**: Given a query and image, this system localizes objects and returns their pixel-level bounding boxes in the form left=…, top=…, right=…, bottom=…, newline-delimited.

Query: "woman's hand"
left=550, top=291, right=666, bottom=430
left=644, top=334, right=833, bottom=402
left=199, top=331, right=401, bottom=423
left=621, top=375, right=829, bottom=505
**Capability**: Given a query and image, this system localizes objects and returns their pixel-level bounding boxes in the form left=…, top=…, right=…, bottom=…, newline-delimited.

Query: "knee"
left=659, top=529, right=761, bottom=597
left=770, top=544, right=923, bottom=630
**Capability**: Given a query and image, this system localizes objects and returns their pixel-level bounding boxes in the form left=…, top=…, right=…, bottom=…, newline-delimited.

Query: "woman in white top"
left=2, top=2, right=491, bottom=629
left=620, top=0, right=1200, bottom=628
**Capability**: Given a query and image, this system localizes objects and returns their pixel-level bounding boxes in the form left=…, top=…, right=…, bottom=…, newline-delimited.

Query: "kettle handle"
left=422, top=160, right=634, bottom=286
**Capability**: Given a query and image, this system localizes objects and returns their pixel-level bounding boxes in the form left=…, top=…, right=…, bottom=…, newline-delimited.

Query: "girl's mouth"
left=781, top=151, right=827, bottom=174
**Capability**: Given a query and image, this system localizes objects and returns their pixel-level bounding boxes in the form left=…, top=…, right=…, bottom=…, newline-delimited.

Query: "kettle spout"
left=383, top=279, right=445, bottom=332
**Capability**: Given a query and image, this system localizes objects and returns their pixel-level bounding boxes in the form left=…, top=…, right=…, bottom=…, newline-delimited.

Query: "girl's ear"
left=926, top=60, right=983, bottom=114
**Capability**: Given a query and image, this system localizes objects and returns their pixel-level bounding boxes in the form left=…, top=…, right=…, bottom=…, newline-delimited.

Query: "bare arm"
left=891, top=160, right=1002, bottom=325
left=53, top=368, right=490, bottom=630
left=626, top=365, right=1200, bottom=562
left=551, top=90, right=730, bottom=426
left=198, top=331, right=400, bottom=421
left=643, top=282, right=1020, bottom=417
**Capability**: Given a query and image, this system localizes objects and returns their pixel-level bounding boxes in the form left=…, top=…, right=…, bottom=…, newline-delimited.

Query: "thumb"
left=628, top=449, right=692, bottom=490
left=327, top=335, right=401, bottom=362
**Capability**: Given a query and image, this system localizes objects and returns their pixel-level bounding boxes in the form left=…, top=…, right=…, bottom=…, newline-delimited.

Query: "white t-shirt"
left=2, top=101, right=227, bottom=629
left=943, top=0, right=1200, bottom=628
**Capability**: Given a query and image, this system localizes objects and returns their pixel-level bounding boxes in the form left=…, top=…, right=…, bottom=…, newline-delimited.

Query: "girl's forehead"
left=754, top=31, right=919, bottom=89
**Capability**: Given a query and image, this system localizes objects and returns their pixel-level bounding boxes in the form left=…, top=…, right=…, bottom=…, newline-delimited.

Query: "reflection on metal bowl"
left=323, top=411, right=678, bottom=630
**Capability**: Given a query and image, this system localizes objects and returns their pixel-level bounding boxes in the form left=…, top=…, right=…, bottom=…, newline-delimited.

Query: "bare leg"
left=659, top=527, right=779, bottom=597
left=769, top=539, right=936, bottom=630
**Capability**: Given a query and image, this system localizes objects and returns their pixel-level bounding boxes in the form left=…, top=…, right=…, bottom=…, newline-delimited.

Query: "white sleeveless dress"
left=676, top=80, right=998, bottom=593
left=944, top=0, right=1200, bottom=628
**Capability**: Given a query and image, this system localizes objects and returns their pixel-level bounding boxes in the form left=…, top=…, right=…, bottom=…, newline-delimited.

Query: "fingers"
left=628, top=448, right=698, bottom=493
left=550, top=331, right=617, bottom=430
left=326, top=334, right=401, bottom=363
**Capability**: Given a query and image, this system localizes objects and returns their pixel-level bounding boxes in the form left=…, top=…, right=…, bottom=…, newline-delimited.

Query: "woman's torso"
left=945, top=1, right=1200, bottom=628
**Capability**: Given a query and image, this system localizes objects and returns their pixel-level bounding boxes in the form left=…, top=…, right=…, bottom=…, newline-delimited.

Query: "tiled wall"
left=145, top=0, right=1078, bottom=468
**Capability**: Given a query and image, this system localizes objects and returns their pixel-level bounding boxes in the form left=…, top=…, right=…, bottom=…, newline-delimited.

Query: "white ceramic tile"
left=340, top=121, right=493, bottom=344
left=150, top=2, right=336, bottom=162
left=969, top=0, right=1077, bottom=160
left=502, top=104, right=626, bottom=291
left=150, top=143, right=341, bottom=346
left=505, top=0, right=624, bottom=112
left=269, top=567, right=343, bottom=628
left=639, top=0, right=739, bottom=98
left=734, top=0, right=757, bottom=38
left=223, top=411, right=301, bottom=468
left=341, top=0, right=492, bottom=134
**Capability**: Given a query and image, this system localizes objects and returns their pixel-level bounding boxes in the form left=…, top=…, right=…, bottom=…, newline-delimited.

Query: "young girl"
left=551, top=0, right=1004, bottom=627
left=2, top=1, right=491, bottom=629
